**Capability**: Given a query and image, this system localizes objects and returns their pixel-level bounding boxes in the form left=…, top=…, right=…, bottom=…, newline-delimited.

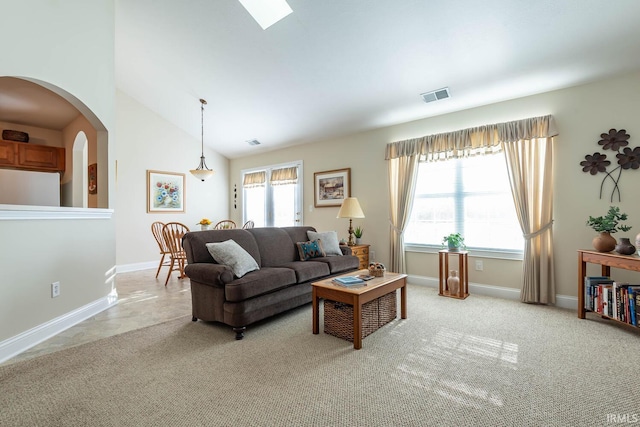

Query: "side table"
left=349, top=244, right=370, bottom=269
left=438, top=249, right=469, bottom=299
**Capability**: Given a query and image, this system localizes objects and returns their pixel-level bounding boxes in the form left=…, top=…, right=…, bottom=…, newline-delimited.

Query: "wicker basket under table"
left=324, top=292, right=397, bottom=342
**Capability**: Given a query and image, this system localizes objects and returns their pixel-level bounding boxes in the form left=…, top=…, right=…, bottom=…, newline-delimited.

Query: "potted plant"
left=442, top=232, right=466, bottom=252
left=586, top=206, right=632, bottom=252
left=197, top=218, right=212, bottom=231
left=353, top=226, right=364, bottom=244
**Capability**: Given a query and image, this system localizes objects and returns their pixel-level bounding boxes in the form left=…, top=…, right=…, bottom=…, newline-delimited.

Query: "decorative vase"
left=355, top=237, right=362, bottom=245
left=201, top=224, right=210, bottom=231
left=614, top=237, right=636, bottom=255
left=592, top=232, right=616, bottom=252
left=447, top=270, right=460, bottom=295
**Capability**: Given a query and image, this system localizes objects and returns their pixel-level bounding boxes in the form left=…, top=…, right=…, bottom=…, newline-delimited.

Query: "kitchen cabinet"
left=0, top=139, right=65, bottom=172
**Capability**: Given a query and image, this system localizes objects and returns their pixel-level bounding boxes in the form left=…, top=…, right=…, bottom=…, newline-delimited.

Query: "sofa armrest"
left=340, top=245, right=353, bottom=256
left=184, top=263, right=234, bottom=287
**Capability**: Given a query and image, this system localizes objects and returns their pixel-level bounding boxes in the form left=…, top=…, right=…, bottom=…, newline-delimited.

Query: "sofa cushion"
left=206, top=240, right=259, bottom=278
left=247, top=227, right=298, bottom=267
left=282, top=226, right=317, bottom=246
left=276, top=261, right=330, bottom=283
left=224, top=267, right=297, bottom=302
left=296, top=239, right=326, bottom=260
left=314, top=255, right=360, bottom=274
left=307, top=230, right=342, bottom=256
left=183, top=229, right=261, bottom=265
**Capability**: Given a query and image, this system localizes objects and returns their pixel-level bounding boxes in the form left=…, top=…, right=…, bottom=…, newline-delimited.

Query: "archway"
left=0, top=76, right=109, bottom=209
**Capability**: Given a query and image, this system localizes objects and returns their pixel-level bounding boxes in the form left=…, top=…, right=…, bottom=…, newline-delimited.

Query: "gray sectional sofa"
left=182, top=226, right=359, bottom=339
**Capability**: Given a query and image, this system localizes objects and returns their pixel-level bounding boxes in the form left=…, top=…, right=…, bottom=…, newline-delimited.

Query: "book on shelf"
left=586, top=278, right=640, bottom=327
left=627, top=285, right=640, bottom=326
left=584, top=276, right=613, bottom=311
left=332, top=276, right=366, bottom=287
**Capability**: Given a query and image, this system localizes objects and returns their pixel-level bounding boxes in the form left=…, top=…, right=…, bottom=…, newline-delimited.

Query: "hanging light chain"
left=190, top=98, right=215, bottom=181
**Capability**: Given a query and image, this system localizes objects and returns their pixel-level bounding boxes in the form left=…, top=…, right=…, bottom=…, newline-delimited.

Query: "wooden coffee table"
left=312, top=270, right=407, bottom=349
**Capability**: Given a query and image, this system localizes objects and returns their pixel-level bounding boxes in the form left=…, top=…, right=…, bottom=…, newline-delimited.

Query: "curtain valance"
left=243, top=171, right=266, bottom=188
left=385, top=114, right=558, bottom=161
left=270, top=166, right=298, bottom=185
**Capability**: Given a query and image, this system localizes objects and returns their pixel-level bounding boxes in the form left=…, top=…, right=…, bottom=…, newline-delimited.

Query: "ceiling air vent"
left=247, top=139, right=261, bottom=146
left=420, top=87, right=450, bottom=103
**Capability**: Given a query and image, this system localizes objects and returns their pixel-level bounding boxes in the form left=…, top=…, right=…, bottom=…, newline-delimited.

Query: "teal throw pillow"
left=296, top=239, right=326, bottom=261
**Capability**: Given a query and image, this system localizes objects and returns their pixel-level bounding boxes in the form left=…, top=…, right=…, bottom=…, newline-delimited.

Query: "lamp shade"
left=337, top=197, right=365, bottom=219
left=190, top=168, right=215, bottom=181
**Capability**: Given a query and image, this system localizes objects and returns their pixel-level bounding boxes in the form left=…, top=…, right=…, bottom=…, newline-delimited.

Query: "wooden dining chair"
left=161, top=222, right=190, bottom=286
left=214, top=220, right=236, bottom=230
left=151, top=221, right=171, bottom=279
left=242, top=220, right=255, bottom=229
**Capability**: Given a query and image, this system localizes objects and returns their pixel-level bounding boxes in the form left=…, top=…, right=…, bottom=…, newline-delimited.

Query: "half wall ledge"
left=0, top=205, right=113, bottom=220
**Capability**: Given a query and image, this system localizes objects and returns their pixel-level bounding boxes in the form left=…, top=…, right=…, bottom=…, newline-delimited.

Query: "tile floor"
left=4, top=269, right=192, bottom=366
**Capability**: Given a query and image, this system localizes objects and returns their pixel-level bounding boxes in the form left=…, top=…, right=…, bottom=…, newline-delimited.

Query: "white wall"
left=0, top=1, right=116, bottom=348
left=0, top=121, right=63, bottom=147
left=230, top=71, right=640, bottom=299
left=115, top=91, right=230, bottom=269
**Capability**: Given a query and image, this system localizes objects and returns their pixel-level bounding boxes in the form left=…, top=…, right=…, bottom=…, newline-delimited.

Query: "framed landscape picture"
left=147, top=170, right=185, bottom=213
left=314, top=168, right=351, bottom=207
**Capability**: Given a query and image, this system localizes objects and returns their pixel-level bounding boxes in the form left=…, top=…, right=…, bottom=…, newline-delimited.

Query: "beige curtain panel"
left=386, top=114, right=558, bottom=304
left=270, top=166, right=298, bottom=185
left=242, top=171, right=266, bottom=188
left=387, top=154, right=419, bottom=274
left=503, top=137, right=556, bottom=304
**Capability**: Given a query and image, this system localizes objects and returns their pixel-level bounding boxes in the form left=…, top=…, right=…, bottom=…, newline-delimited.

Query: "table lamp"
left=337, top=197, right=365, bottom=246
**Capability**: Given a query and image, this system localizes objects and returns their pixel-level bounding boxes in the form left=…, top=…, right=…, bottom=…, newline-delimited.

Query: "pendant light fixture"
left=190, top=98, right=215, bottom=181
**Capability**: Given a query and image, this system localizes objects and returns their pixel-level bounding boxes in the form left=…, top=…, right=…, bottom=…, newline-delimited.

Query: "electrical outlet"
left=475, top=260, right=483, bottom=271
left=369, top=251, right=375, bottom=261
left=51, top=281, right=60, bottom=298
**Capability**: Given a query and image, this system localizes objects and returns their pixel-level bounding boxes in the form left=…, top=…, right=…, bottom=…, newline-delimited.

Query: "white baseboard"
left=407, top=274, right=577, bottom=310
left=0, top=289, right=118, bottom=365
left=116, top=261, right=156, bottom=274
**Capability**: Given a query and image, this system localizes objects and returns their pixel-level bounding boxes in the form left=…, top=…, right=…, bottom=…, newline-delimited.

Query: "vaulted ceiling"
left=4, top=1, right=640, bottom=159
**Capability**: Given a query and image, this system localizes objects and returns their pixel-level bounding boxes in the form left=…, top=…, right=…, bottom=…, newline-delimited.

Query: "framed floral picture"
left=314, top=168, right=351, bottom=207
left=147, top=170, right=185, bottom=213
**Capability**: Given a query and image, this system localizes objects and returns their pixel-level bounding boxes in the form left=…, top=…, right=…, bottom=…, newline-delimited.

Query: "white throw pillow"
left=307, top=230, right=342, bottom=256
left=206, top=239, right=259, bottom=278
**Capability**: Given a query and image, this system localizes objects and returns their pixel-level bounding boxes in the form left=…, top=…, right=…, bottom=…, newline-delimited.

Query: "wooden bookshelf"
left=577, top=249, right=640, bottom=327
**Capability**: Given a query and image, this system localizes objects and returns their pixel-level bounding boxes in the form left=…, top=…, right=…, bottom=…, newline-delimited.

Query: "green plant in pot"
left=586, top=206, right=632, bottom=253
left=353, top=226, right=363, bottom=243
left=442, top=232, right=466, bottom=252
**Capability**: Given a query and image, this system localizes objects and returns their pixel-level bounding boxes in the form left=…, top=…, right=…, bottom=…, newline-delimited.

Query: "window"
left=405, top=154, right=523, bottom=253
left=242, top=161, right=303, bottom=227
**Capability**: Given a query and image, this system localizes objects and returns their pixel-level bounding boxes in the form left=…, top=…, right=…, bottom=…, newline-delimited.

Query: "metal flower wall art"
left=580, top=128, right=640, bottom=202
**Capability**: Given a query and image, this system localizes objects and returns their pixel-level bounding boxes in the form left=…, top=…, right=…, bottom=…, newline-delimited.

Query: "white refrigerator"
left=0, top=168, right=61, bottom=206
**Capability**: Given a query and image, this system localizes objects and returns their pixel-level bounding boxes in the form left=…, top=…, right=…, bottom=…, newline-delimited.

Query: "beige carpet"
left=2, top=284, right=640, bottom=427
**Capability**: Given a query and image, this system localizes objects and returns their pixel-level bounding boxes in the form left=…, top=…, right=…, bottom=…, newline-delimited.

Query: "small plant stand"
left=438, top=249, right=469, bottom=299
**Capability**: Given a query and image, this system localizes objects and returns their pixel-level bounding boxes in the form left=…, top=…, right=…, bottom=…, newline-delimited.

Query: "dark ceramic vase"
left=592, top=232, right=616, bottom=252
left=614, top=237, right=636, bottom=255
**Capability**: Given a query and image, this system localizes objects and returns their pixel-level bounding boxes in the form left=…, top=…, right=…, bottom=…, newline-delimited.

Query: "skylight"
left=238, top=0, right=292, bottom=30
